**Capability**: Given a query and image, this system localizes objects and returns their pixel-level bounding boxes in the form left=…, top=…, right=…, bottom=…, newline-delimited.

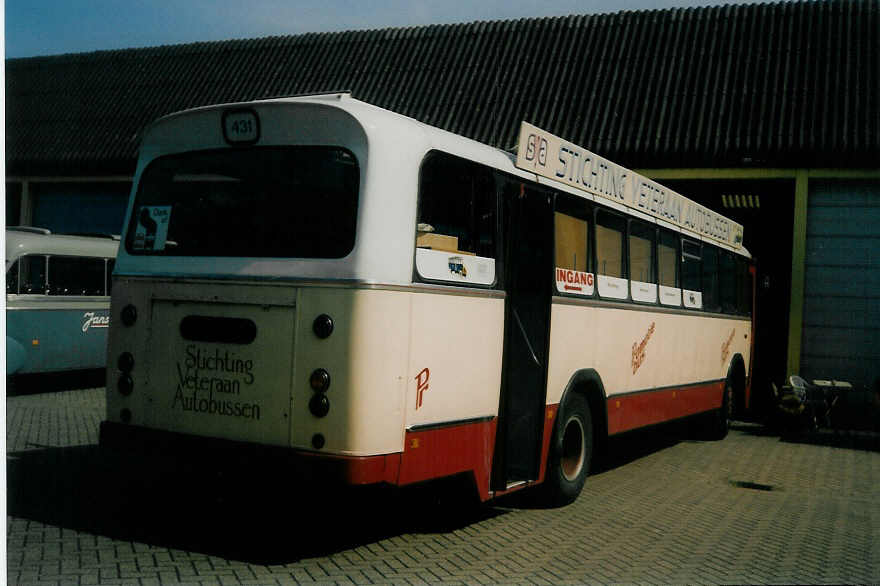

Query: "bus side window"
left=48, top=256, right=106, bottom=296
left=681, top=239, right=702, bottom=309
left=553, top=195, right=592, bottom=296
left=719, top=250, right=738, bottom=314
left=595, top=209, right=627, bottom=300
left=736, top=257, right=752, bottom=315
left=19, top=255, right=48, bottom=295
left=628, top=220, right=657, bottom=303
left=554, top=213, right=589, bottom=273
left=416, top=152, right=497, bottom=286
left=658, top=229, right=681, bottom=306
left=6, top=260, right=20, bottom=294
left=701, top=246, right=720, bottom=312
left=106, top=259, right=115, bottom=295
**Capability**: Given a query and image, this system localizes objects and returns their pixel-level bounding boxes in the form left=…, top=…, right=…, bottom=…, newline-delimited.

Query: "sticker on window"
left=132, top=206, right=172, bottom=251
left=555, top=268, right=594, bottom=296
left=415, top=248, right=495, bottom=285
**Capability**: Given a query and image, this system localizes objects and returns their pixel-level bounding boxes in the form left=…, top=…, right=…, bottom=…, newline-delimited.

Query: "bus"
left=100, top=93, right=753, bottom=505
left=6, top=227, right=119, bottom=376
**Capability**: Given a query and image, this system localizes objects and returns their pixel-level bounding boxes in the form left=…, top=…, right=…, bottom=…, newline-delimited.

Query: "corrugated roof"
left=6, top=0, right=879, bottom=175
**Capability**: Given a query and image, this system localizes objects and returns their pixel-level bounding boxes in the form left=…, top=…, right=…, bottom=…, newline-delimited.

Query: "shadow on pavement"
left=595, top=422, right=686, bottom=473
left=499, top=422, right=686, bottom=510
left=781, top=428, right=880, bottom=452
left=7, top=369, right=106, bottom=396
left=6, top=444, right=506, bottom=565
left=732, top=420, right=880, bottom=453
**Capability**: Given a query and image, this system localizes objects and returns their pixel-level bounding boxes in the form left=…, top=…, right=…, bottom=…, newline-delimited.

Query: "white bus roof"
left=5, top=228, right=120, bottom=265
left=514, top=122, right=745, bottom=252
left=140, top=92, right=749, bottom=258
left=294, top=94, right=749, bottom=256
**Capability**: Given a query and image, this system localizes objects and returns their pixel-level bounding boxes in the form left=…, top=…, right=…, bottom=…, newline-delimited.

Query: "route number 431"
left=223, top=110, right=260, bottom=144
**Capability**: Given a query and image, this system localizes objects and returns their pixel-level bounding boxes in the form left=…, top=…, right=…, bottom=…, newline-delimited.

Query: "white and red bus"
left=101, top=93, right=753, bottom=505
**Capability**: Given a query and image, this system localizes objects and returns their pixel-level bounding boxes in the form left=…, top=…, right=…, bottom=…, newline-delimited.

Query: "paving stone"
left=8, top=389, right=880, bottom=585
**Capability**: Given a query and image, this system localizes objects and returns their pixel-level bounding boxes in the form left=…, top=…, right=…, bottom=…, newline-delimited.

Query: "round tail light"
left=313, top=314, right=334, bottom=339
left=121, top=304, right=137, bottom=326
left=309, top=368, right=331, bottom=393
left=117, top=352, right=134, bottom=373
left=309, top=394, right=330, bottom=418
left=118, top=374, right=134, bottom=396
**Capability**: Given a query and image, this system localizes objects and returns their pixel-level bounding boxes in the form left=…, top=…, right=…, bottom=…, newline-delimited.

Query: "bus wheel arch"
left=6, top=336, right=26, bottom=375
left=542, top=370, right=607, bottom=506
left=706, top=357, right=746, bottom=440
left=727, top=354, right=747, bottom=420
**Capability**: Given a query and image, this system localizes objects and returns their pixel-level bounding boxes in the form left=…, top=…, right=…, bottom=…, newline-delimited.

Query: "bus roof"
left=5, top=228, right=120, bottom=264
left=514, top=122, right=745, bottom=252
left=143, top=92, right=749, bottom=258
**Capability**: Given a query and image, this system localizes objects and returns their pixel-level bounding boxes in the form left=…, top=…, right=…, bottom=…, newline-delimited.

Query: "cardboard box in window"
left=417, top=232, right=459, bottom=252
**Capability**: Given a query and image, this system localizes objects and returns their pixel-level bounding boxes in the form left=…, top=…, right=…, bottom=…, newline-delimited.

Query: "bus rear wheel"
left=705, top=379, right=733, bottom=440
left=542, top=392, right=592, bottom=506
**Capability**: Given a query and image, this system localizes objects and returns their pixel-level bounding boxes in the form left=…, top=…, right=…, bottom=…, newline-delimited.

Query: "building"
left=6, top=0, right=879, bottom=401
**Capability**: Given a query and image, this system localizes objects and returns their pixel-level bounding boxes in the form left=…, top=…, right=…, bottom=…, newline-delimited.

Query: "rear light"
left=118, top=374, right=134, bottom=396
left=120, top=409, right=132, bottom=423
left=309, top=394, right=330, bottom=418
left=309, top=368, right=330, bottom=393
left=117, top=352, right=134, bottom=373
left=308, top=369, right=331, bottom=417
left=121, top=304, right=137, bottom=326
left=313, top=314, right=334, bottom=338
left=312, top=433, right=325, bottom=449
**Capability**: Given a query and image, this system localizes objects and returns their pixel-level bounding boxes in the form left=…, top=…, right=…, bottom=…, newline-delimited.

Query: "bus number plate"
left=222, top=109, right=260, bottom=144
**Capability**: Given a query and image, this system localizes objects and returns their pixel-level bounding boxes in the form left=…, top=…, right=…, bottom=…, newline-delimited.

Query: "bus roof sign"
left=515, top=121, right=744, bottom=250
left=223, top=109, right=260, bottom=145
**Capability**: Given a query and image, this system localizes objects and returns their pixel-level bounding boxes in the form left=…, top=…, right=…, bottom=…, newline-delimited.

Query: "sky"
left=5, top=0, right=766, bottom=59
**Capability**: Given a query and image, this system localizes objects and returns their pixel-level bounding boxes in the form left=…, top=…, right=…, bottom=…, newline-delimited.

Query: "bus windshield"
left=125, top=146, right=359, bottom=259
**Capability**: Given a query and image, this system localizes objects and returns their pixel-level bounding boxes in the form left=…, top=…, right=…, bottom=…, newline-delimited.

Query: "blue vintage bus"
left=6, top=228, right=119, bottom=376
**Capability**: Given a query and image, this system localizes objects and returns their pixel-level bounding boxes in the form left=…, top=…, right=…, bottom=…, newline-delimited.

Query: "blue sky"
left=5, top=0, right=765, bottom=59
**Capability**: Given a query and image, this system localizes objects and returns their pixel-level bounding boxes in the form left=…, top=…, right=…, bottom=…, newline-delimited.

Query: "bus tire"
left=706, top=378, right=733, bottom=440
left=542, top=392, right=592, bottom=507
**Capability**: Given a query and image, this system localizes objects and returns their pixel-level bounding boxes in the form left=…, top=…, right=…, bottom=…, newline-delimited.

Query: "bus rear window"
left=126, top=147, right=359, bottom=258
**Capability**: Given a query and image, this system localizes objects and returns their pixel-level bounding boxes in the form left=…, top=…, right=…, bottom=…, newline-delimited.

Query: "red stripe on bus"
left=320, top=383, right=721, bottom=496
left=491, top=404, right=559, bottom=500
left=606, top=381, right=724, bottom=435
left=297, top=451, right=402, bottom=485
left=399, top=419, right=498, bottom=499
left=398, top=408, right=561, bottom=501
left=538, top=404, right=557, bottom=484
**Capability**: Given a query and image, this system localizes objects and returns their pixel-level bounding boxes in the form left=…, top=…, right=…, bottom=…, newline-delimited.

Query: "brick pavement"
left=7, top=388, right=880, bottom=585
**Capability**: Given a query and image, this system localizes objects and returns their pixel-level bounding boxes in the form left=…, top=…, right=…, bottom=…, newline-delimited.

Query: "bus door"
left=493, top=183, right=553, bottom=488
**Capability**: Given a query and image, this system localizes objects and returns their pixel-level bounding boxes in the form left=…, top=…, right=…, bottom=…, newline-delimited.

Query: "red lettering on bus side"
left=415, top=367, right=430, bottom=409
left=721, top=328, right=736, bottom=363
left=556, top=269, right=595, bottom=292
left=631, top=322, right=656, bottom=374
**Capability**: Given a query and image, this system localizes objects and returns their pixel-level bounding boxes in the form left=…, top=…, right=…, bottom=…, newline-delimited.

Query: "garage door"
left=801, top=180, right=880, bottom=390
left=31, top=182, right=130, bottom=234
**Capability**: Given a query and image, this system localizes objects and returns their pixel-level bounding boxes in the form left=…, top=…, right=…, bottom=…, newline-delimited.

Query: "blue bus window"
left=20, top=255, right=48, bottom=294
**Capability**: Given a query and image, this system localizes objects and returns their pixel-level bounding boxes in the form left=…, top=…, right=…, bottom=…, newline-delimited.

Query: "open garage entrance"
left=661, top=178, right=795, bottom=418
